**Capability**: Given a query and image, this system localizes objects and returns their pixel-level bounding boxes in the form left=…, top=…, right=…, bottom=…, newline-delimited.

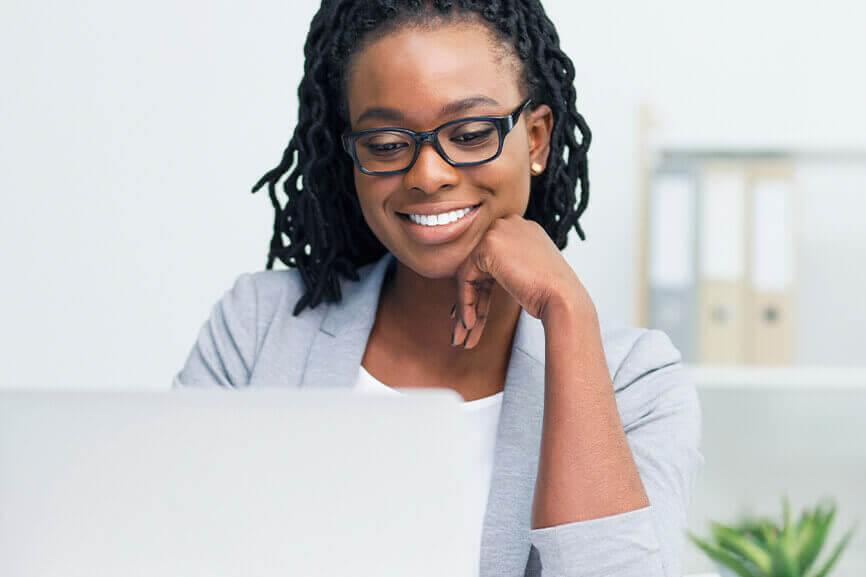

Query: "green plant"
left=688, top=496, right=858, bottom=577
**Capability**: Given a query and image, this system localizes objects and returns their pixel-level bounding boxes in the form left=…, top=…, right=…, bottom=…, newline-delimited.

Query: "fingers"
left=453, top=259, right=495, bottom=348
left=450, top=242, right=498, bottom=348
left=463, top=278, right=493, bottom=349
left=452, top=305, right=469, bottom=347
left=459, top=277, right=478, bottom=331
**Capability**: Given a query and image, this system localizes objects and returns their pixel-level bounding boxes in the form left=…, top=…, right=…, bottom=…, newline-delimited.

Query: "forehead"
left=345, top=21, right=522, bottom=128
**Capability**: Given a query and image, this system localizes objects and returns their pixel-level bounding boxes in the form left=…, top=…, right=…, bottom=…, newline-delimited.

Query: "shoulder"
left=212, top=267, right=328, bottom=352
left=172, top=267, right=317, bottom=389
left=221, top=255, right=387, bottom=331
left=598, top=321, right=697, bottom=431
left=239, top=267, right=307, bottom=299
left=598, top=322, right=682, bottom=390
left=221, top=267, right=310, bottom=317
left=246, top=268, right=306, bottom=306
left=174, top=259, right=384, bottom=389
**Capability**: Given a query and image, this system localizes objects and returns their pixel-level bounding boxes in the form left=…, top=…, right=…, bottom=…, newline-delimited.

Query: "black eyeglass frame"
left=341, top=98, right=533, bottom=176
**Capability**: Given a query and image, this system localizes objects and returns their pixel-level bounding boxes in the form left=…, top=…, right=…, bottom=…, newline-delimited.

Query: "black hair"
left=251, top=0, right=591, bottom=316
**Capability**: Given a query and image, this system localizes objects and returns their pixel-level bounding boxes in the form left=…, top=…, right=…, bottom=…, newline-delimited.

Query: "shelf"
left=682, top=365, right=866, bottom=389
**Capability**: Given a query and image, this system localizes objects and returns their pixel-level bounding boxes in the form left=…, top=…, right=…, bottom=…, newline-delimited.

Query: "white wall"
left=1, top=1, right=864, bottom=382
left=644, top=1, right=866, bottom=149
left=0, top=2, right=314, bottom=388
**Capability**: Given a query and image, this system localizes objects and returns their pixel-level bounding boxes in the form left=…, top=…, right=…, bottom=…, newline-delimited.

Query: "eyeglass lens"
left=354, top=119, right=499, bottom=173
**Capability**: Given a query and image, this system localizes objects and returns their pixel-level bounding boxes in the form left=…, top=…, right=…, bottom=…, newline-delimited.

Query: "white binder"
left=647, top=171, right=698, bottom=362
left=697, top=164, right=748, bottom=364
left=745, top=166, right=796, bottom=364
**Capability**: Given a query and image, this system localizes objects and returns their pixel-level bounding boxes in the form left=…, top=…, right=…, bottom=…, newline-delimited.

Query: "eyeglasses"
left=341, top=98, right=532, bottom=176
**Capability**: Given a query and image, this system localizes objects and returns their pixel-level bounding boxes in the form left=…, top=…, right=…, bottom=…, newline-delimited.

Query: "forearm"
left=531, top=296, right=649, bottom=530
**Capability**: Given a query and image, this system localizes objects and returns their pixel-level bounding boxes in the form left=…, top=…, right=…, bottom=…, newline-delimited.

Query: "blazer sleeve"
left=527, top=329, right=705, bottom=577
left=171, top=273, right=259, bottom=389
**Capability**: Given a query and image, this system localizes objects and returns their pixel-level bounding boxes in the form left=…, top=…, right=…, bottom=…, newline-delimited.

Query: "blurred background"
left=1, top=1, right=863, bottom=575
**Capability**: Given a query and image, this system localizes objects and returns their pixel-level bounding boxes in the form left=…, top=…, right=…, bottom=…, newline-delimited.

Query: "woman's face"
left=344, top=20, right=553, bottom=279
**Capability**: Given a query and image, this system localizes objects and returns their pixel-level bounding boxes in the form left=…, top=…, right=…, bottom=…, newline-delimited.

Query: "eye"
left=365, top=142, right=406, bottom=153
left=362, top=141, right=411, bottom=157
left=451, top=128, right=495, bottom=145
left=446, top=120, right=497, bottom=147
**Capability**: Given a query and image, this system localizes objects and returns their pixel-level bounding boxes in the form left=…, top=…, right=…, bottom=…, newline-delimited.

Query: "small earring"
left=530, top=162, right=543, bottom=175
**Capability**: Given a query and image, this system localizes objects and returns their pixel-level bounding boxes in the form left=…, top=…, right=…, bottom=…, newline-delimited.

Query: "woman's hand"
left=450, top=213, right=594, bottom=349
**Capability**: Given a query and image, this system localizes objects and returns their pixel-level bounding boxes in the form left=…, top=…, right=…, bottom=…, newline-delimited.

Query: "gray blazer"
left=173, top=250, right=704, bottom=577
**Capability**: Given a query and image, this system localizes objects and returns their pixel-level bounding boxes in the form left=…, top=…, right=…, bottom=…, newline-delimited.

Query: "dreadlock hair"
left=250, top=0, right=591, bottom=316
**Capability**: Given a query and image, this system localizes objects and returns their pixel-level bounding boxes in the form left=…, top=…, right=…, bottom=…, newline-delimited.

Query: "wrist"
left=541, top=284, right=598, bottom=330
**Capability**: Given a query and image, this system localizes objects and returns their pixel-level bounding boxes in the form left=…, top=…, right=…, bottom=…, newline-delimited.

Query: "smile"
left=400, top=203, right=481, bottom=226
left=396, top=203, right=482, bottom=246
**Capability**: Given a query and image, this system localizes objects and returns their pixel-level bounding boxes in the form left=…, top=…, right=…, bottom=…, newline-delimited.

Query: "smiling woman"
left=174, top=2, right=704, bottom=577
left=249, top=0, right=591, bottom=317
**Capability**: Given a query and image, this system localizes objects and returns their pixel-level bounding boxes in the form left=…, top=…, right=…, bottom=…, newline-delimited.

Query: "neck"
left=376, top=256, right=522, bottom=383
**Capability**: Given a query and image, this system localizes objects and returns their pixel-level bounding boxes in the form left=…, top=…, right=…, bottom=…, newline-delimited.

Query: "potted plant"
left=688, top=496, right=858, bottom=577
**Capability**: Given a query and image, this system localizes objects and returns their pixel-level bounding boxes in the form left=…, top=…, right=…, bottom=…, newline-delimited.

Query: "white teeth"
left=408, top=207, right=473, bottom=226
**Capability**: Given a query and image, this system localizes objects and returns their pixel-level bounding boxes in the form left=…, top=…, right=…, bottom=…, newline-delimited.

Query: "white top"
left=354, top=364, right=504, bottom=546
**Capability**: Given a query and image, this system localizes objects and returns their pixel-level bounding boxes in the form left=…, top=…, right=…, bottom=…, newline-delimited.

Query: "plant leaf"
left=689, top=532, right=762, bottom=577
left=711, top=523, right=772, bottom=575
left=769, top=536, right=799, bottom=577
left=808, top=524, right=858, bottom=577
left=795, top=506, right=813, bottom=537
left=779, top=503, right=800, bottom=575
left=760, top=521, right=779, bottom=549
left=747, top=518, right=774, bottom=547
left=797, top=510, right=830, bottom=576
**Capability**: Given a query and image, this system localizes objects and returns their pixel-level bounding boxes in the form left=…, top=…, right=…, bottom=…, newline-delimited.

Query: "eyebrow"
left=353, top=95, right=501, bottom=126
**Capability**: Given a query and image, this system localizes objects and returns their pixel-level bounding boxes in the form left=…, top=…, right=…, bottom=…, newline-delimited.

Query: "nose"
left=401, top=140, right=459, bottom=194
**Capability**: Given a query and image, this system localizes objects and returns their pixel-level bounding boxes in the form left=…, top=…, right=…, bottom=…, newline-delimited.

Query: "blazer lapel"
left=300, top=251, right=548, bottom=577
left=298, top=253, right=394, bottom=392
left=479, top=304, right=546, bottom=577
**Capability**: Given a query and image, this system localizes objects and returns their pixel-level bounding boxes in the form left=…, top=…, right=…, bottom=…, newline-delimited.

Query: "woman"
left=173, top=1, right=704, bottom=576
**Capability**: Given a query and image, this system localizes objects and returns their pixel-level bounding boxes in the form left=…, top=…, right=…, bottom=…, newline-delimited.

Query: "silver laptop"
left=0, top=388, right=480, bottom=577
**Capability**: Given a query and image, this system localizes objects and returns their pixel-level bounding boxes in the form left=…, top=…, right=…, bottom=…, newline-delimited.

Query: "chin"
left=395, top=247, right=472, bottom=280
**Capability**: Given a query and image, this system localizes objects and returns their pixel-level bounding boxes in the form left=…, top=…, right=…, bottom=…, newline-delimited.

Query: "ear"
left=525, top=103, right=553, bottom=173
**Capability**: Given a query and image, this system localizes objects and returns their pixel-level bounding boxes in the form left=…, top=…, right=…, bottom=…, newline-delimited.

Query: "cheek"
left=353, top=176, right=397, bottom=230
left=496, top=144, right=532, bottom=213
left=473, top=156, right=531, bottom=215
